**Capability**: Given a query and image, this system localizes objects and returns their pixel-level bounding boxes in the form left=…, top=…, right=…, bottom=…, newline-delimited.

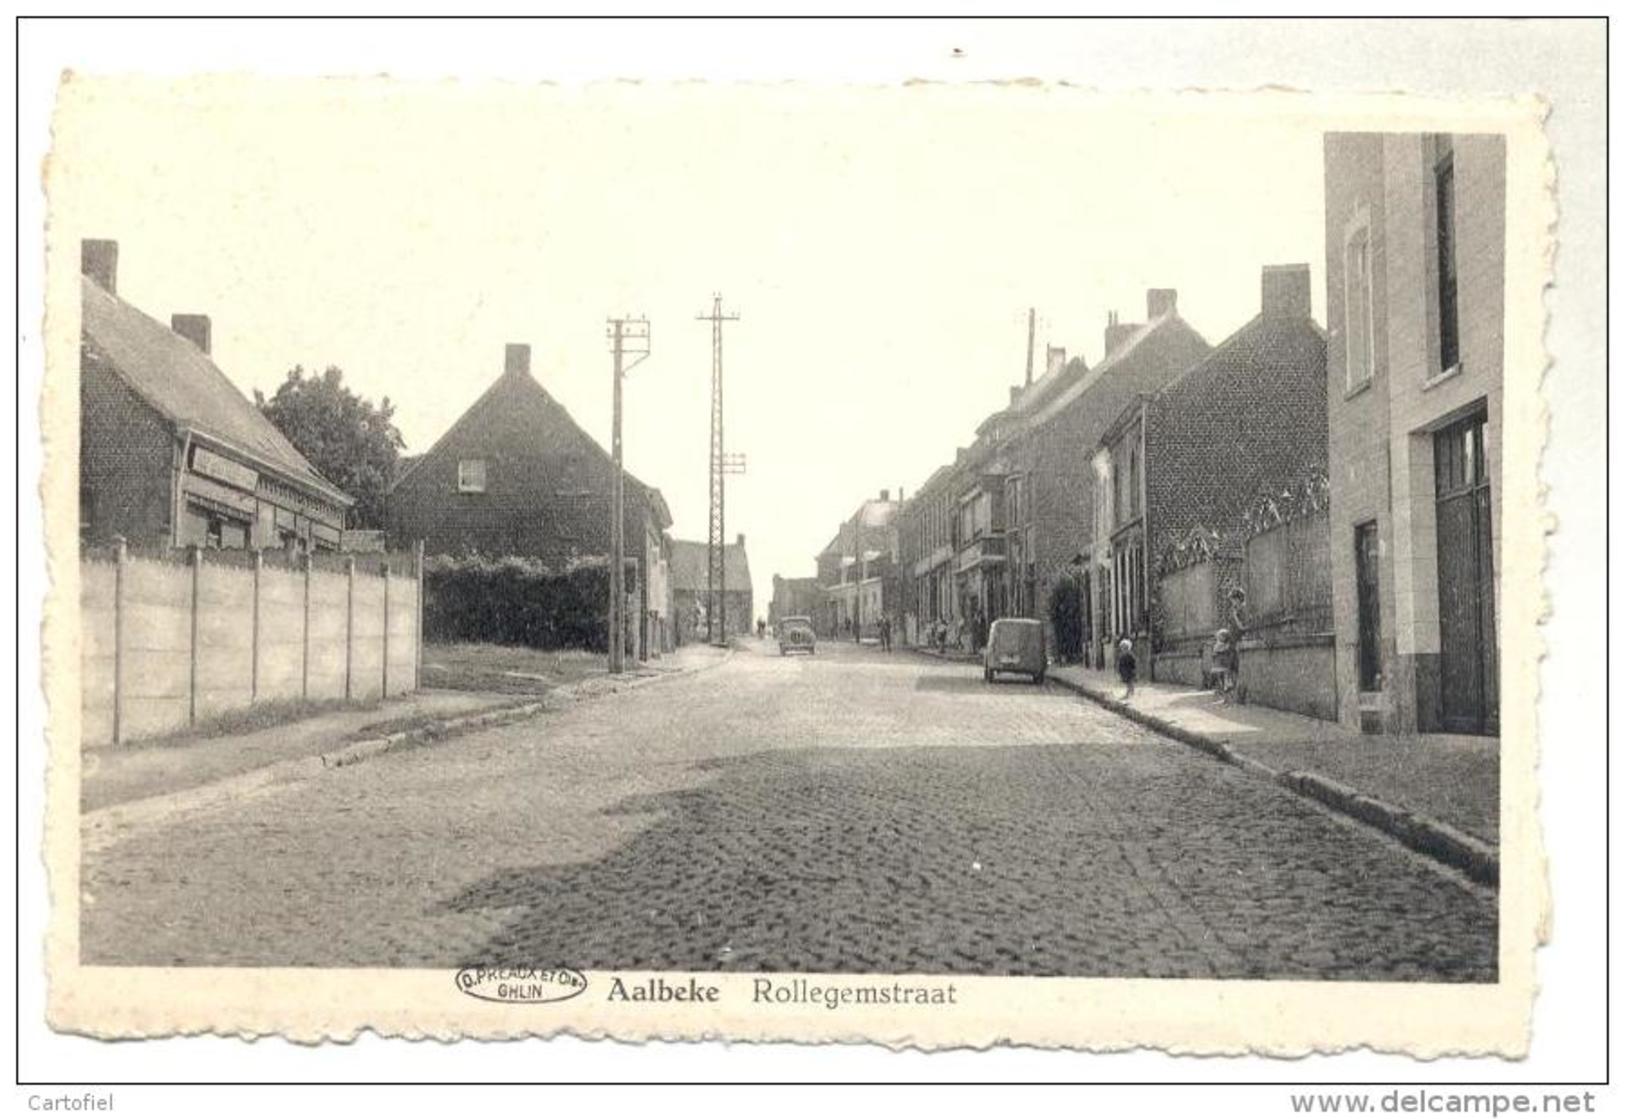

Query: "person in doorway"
left=1116, top=637, right=1138, bottom=701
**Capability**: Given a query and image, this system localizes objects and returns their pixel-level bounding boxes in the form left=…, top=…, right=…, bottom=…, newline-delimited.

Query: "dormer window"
left=457, top=458, right=488, bottom=493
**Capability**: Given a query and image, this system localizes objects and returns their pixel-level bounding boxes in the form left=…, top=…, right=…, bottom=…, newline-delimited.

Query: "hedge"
left=422, top=553, right=634, bottom=651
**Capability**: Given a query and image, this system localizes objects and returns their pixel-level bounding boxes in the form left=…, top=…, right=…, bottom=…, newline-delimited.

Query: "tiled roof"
left=1154, top=312, right=1328, bottom=414
left=81, top=275, right=352, bottom=504
left=391, top=363, right=668, bottom=526
left=668, top=539, right=752, bottom=593
left=1029, top=311, right=1204, bottom=429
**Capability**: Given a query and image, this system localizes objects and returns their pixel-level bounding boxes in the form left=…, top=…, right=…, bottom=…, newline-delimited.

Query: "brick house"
left=1323, top=132, right=1504, bottom=735
left=768, top=575, right=822, bottom=630
left=895, top=462, right=958, bottom=647
left=820, top=493, right=901, bottom=642
left=1002, top=291, right=1212, bottom=662
left=78, top=239, right=355, bottom=553
left=892, top=294, right=1208, bottom=658
left=1093, top=265, right=1331, bottom=715
left=387, top=343, right=674, bottom=660
left=669, top=536, right=753, bottom=644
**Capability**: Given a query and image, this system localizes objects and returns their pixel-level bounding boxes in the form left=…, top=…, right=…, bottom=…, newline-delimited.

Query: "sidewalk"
left=1046, top=663, right=1499, bottom=881
left=83, top=641, right=728, bottom=814
left=82, top=690, right=526, bottom=812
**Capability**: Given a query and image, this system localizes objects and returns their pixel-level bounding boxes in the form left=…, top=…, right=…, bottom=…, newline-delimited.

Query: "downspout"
left=172, top=424, right=194, bottom=546
left=1138, top=402, right=1152, bottom=679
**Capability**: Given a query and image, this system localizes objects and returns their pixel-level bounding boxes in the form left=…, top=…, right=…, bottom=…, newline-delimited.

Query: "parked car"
left=984, top=617, right=1046, bottom=684
left=778, top=616, right=817, bottom=656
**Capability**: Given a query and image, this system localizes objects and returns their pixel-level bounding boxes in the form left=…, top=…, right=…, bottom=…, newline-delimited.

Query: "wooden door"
left=1434, top=413, right=1498, bottom=734
left=1354, top=521, right=1382, bottom=691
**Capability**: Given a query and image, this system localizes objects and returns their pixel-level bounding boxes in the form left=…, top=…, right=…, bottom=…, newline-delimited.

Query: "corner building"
left=1323, top=132, right=1504, bottom=735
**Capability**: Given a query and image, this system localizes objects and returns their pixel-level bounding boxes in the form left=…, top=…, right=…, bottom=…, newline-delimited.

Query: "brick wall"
left=388, top=372, right=657, bottom=569
left=1144, top=316, right=1329, bottom=568
left=80, top=353, right=177, bottom=547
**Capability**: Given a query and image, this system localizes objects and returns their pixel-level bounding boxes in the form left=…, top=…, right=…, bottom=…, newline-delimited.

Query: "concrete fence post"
left=344, top=556, right=356, bottom=701
left=112, top=535, right=127, bottom=745
left=188, top=544, right=203, bottom=726
left=302, top=552, right=314, bottom=701
left=251, top=549, right=263, bottom=703
left=414, top=540, right=425, bottom=691
left=382, top=560, right=391, bottom=699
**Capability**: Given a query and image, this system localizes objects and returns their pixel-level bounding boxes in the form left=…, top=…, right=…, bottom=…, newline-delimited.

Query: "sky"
left=49, top=77, right=1327, bottom=612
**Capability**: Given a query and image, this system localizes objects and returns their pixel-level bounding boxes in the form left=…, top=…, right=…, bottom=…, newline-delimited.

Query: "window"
left=457, top=458, right=488, bottom=493
left=1434, top=141, right=1460, bottom=374
left=1345, top=223, right=1374, bottom=388
left=1128, top=446, right=1141, bottom=520
left=79, top=485, right=95, bottom=543
left=187, top=502, right=249, bottom=550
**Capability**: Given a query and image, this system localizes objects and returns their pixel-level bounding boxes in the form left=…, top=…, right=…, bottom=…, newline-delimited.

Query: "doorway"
left=1354, top=520, right=1382, bottom=693
left=1433, top=411, right=1498, bottom=734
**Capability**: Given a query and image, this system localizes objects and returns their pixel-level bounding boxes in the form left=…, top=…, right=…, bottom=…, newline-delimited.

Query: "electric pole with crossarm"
left=696, top=294, right=744, bottom=646
left=607, top=315, right=650, bottom=674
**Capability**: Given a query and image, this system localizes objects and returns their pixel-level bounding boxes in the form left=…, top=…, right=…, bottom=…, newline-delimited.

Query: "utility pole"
left=607, top=315, right=650, bottom=674
left=1025, top=306, right=1036, bottom=387
left=696, top=294, right=744, bottom=646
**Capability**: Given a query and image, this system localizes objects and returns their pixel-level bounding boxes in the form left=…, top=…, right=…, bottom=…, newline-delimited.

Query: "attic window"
left=457, top=459, right=488, bottom=494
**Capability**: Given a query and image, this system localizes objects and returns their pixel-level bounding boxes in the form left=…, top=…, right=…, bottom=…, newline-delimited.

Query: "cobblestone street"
left=81, top=640, right=1497, bottom=980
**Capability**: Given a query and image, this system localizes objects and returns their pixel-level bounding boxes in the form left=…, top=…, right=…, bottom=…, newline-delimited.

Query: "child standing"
left=1212, top=627, right=1238, bottom=704
left=1116, top=637, right=1137, bottom=700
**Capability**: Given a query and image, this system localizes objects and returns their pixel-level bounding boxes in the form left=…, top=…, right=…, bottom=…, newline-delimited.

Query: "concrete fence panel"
left=194, top=560, right=255, bottom=720
left=79, top=546, right=422, bottom=747
left=347, top=573, right=386, bottom=702
left=120, top=556, right=192, bottom=739
left=306, top=568, right=351, bottom=701
left=80, top=559, right=118, bottom=746
left=256, top=563, right=307, bottom=704
left=385, top=573, right=419, bottom=697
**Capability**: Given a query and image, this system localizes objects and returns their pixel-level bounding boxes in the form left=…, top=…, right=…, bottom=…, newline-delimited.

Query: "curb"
left=1047, top=672, right=1498, bottom=888
left=85, top=655, right=717, bottom=849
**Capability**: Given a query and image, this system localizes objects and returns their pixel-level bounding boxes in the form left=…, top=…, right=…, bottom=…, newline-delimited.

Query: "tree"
left=256, top=366, right=403, bottom=530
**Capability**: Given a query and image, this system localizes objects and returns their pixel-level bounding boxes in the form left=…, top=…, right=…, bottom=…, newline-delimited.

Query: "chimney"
left=81, top=239, right=118, bottom=293
left=736, top=533, right=745, bottom=548
left=1009, top=386, right=1021, bottom=406
left=504, top=342, right=531, bottom=378
left=171, top=314, right=212, bottom=355
left=880, top=489, right=890, bottom=502
left=1147, top=288, right=1178, bottom=319
left=1104, top=311, right=1139, bottom=356
left=1046, top=345, right=1066, bottom=378
left=1261, top=264, right=1312, bottom=321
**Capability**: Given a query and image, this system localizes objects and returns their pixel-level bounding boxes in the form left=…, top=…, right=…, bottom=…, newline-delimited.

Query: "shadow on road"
left=438, top=741, right=1497, bottom=982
